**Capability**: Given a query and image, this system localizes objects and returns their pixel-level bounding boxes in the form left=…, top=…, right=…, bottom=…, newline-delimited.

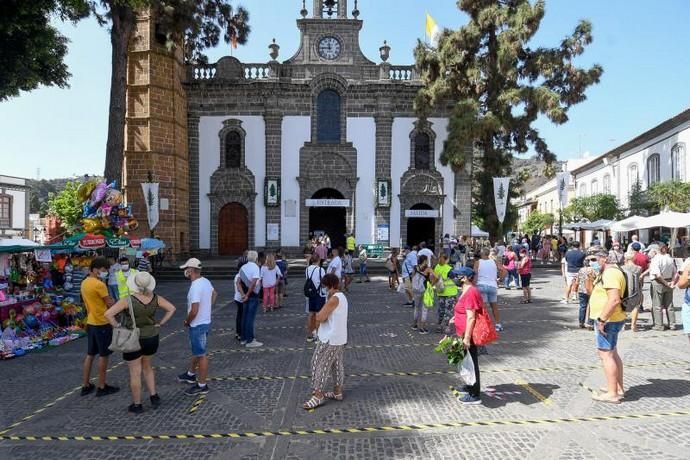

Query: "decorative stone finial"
left=300, top=0, right=308, bottom=18
left=352, top=0, right=359, bottom=18
left=379, top=40, right=390, bottom=62
left=269, top=38, right=280, bottom=61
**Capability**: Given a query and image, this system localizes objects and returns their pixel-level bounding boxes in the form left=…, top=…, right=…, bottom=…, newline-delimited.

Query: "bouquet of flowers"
left=434, top=335, right=465, bottom=366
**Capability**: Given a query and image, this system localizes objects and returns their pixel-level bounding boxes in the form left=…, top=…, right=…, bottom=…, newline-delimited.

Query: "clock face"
left=318, top=36, right=341, bottom=60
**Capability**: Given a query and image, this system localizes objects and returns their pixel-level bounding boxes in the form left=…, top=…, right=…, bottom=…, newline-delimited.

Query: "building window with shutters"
left=579, top=183, right=587, bottom=197
left=0, top=194, right=11, bottom=229
left=316, top=89, right=341, bottom=143
left=672, top=143, right=686, bottom=181
left=591, top=179, right=598, bottom=195
left=219, top=119, right=246, bottom=169
left=413, top=132, right=431, bottom=169
left=603, top=174, right=611, bottom=194
left=628, top=163, right=639, bottom=193
left=647, top=153, right=660, bottom=185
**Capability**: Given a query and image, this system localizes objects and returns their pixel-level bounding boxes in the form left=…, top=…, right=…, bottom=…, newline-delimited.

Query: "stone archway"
left=406, top=203, right=436, bottom=249
left=308, top=188, right=347, bottom=249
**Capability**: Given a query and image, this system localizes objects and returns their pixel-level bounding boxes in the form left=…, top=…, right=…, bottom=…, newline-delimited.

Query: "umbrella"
left=140, top=238, right=166, bottom=250
left=470, top=225, right=489, bottom=238
left=610, top=215, right=644, bottom=232
left=0, top=238, right=38, bottom=247
left=586, top=219, right=613, bottom=231
left=636, top=211, right=690, bottom=229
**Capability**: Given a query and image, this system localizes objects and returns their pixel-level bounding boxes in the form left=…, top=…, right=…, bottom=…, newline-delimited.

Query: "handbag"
left=109, top=296, right=141, bottom=353
left=423, top=281, right=435, bottom=308
left=472, top=306, right=498, bottom=346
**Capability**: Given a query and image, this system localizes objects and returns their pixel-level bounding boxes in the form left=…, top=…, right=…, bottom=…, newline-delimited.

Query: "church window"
left=647, top=153, right=660, bottom=186
left=316, top=89, right=341, bottom=143
left=225, top=131, right=242, bottom=168
left=414, top=132, right=431, bottom=170
left=672, top=143, right=686, bottom=181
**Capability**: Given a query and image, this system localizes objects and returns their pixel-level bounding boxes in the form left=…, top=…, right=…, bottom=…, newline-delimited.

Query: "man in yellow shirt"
left=588, top=248, right=626, bottom=404
left=346, top=233, right=356, bottom=253
left=80, top=257, right=119, bottom=397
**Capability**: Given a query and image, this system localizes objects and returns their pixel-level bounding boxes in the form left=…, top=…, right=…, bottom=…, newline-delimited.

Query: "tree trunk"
left=103, top=4, right=135, bottom=185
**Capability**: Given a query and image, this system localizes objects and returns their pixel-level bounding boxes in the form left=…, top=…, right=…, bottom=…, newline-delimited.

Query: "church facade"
left=124, top=0, right=471, bottom=256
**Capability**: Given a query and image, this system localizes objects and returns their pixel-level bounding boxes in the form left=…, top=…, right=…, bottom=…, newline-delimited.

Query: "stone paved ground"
left=1, top=267, right=690, bottom=459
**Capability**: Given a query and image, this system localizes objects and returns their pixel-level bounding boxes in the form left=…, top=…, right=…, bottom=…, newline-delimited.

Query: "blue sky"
left=2, top=0, right=689, bottom=179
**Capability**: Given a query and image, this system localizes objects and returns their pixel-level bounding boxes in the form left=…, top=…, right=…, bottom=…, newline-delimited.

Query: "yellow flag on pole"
left=425, top=13, right=440, bottom=47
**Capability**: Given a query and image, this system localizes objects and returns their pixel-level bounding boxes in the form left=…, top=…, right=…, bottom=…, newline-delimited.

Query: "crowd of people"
left=74, top=228, right=690, bottom=412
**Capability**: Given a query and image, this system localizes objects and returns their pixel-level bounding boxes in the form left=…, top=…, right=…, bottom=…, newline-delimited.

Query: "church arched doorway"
left=406, top=203, right=436, bottom=249
left=309, top=188, right=347, bottom=250
left=218, top=202, right=248, bottom=256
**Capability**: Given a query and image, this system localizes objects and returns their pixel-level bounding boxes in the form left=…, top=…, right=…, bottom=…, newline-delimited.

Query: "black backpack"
left=595, top=265, right=641, bottom=312
left=303, top=266, right=322, bottom=298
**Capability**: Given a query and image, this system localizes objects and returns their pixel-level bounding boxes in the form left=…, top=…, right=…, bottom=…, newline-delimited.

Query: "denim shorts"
left=189, top=323, right=211, bottom=356
left=477, top=284, right=498, bottom=303
left=595, top=320, right=624, bottom=350
left=682, top=303, right=690, bottom=334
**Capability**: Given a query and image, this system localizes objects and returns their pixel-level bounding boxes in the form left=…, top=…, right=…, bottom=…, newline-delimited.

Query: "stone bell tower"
left=124, top=9, right=189, bottom=255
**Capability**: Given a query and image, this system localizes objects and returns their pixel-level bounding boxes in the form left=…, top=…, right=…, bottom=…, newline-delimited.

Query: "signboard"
left=267, top=223, right=280, bottom=241
left=79, top=234, right=106, bottom=249
left=556, top=172, right=569, bottom=209
left=264, top=178, right=280, bottom=207
left=492, top=177, right=511, bottom=224
left=405, top=209, right=439, bottom=218
left=376, top=179, right=391, bottom=207
left=377, top=224, right=389, bottom=242
left=34, top=249, right=52, bottom=263
left=305, top=199, right=351, bottom=207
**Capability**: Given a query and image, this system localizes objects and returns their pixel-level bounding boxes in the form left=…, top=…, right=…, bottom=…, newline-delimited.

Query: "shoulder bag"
left=109, top=296, right=141, bottom=353
left=472, top=305, right=498, bottom=346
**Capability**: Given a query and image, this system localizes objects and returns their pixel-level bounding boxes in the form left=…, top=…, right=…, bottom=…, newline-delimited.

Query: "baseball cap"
left=631, top=242, right=641, bottom=251
left=450, top=267, right=475, bottom=279
left=592, top=248, right=609, bottom=258
left=179, top=258, right=202, bottom=270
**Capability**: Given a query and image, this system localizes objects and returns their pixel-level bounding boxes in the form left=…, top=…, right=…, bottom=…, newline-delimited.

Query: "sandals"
left=591, top=390, right=621, bottom=404
left=303, top=395, right=325, bottom=410
left=324, top=392, right=344, bottom=401
left=598, top=387, right=624, bottom=399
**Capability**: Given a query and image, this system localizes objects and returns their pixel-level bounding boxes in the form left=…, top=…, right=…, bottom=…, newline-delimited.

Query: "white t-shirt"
left=476, top=258, right=498, bottom=288
left=239, top=262, right=261, bottom=294
left=327, top=256, right=343, bottom=279
left=418, top=248, right=434, bottom=261
left=233, top=274, right=243, bottom=302
left=260, top=266, right=281, bottom=288
left=188, top=276, right=214, bottom=327
left=317, top=292, right=348, bottom=346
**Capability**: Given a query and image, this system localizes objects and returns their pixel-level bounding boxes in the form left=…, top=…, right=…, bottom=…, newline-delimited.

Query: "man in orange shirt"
left=80, top=257, right=119, bottom=397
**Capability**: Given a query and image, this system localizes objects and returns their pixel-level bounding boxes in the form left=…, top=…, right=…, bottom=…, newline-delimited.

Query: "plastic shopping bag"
left=458, top=352, right=476, bottom=386
left=397, top=281, right=406, bottom=294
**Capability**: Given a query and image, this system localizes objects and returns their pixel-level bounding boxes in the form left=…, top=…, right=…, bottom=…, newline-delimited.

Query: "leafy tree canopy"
left=46, top=180, right=84, bottom=232
left=0, top=0, right=89, bottom=101
left=521, top=211, right=554, bottom=236
left=647, top=180, right=690, bottom=213
left=562, top=194, right=621, bottom=222
left=415, top=0, right=602, bottom=239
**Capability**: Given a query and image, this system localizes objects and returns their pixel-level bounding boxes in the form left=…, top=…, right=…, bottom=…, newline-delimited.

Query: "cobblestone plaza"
left=1, top=268, right=690, bottom=459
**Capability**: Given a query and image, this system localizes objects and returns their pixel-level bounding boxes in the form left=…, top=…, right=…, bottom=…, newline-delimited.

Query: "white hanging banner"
left=492, top=177, right=511, bottom=224
left=556, top=172, right=570, bottom=209
left=141, top=182, right=160, bottom=230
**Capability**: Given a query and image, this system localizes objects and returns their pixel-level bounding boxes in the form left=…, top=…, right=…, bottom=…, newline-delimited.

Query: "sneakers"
left=150, top=394, right=161, bottom=409
left=185, top=384, right=209, bottom=396
left=410, top=323, right=418, bottom=331
left=478, top=346, right=488, bottom=355
left=245, top=340, right=263, bottom=348
left=240, top=340, right=247, bottom=345
left=403, top=301, right=414, bottom=308
left=418, top=328, right=429, bottom=334
left=459, top=394, right=482, bottom=405
left=177, top=371, right=197, bottom=384
left=96, top=384, right=120, bottom=397
left=559, top=299, right=568, bottom=304
left=128, top=403, right=144, bottom=414
left=495, top=323, right=504, bottom=332
left=80, top=383, right=95, bottom=396
left=306, top=336, right=316, bottom=343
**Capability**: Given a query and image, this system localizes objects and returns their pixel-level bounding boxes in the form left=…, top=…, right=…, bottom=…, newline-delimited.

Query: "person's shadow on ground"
left=623, top=379, right=690, bottom=402
left=478, top=383, right=560, bottom=408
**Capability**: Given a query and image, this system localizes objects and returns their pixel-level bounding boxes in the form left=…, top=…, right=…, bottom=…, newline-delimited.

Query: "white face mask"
left=98, top=271, right=109, bottom=280
left=184, top=269, right=192, bottom=279
left=121, top=264, right=129, bottom=272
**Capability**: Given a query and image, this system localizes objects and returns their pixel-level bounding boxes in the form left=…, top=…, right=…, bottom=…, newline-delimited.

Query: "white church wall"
left=198, top=115, right=266, bottom=249
left=281, top=116, right=310, bottom=247
left=391, top=118, right=415, bottom=247
left=348, top=117, right=376, bottom=244
left=429, top=118, right=453, bottom=236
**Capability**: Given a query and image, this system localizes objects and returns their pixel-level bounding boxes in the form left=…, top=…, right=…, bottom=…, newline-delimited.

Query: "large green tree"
left=46, top=180, right=84, bottom=232
left=521, top=210, right=554, bottom=235
left=415, top=0, right=602, bottom=239
left=562, top=194, right=621, bottom=222
left=648, top=181, right=690, bottom=213
left=0, top=0, right=89, bottom=101
left=90, top=0, right=251, bottom=184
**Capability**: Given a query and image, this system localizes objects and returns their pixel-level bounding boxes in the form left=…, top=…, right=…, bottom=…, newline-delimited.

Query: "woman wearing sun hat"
left=104, top=271, right=176, bottom=414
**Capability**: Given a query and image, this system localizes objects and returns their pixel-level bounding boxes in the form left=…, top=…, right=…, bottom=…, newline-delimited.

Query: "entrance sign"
left=267, top=223, right=279, bottom=241
left=305, top=199, right=350, bottom=207
left=492, top=177, right=511, bottom=224
left=405, top=209, right=439, bottom=218
left=377, top=224, right=389, bottom=242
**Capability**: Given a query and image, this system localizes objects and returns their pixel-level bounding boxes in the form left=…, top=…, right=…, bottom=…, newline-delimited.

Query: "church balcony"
left=388, top=65, right=416, bottom=81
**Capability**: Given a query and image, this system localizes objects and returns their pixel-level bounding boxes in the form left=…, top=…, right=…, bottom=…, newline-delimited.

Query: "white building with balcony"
left=0, top=175, right=31, bottom=239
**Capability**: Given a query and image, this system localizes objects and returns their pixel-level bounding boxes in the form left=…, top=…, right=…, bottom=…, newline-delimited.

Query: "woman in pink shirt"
left=503, top=246, right=519, bottom=289
left=518, top=248, right=532, bottom=303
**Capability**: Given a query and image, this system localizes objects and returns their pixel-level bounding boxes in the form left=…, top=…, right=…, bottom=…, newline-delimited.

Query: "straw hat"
left=126, top=271, right=156, bottom=294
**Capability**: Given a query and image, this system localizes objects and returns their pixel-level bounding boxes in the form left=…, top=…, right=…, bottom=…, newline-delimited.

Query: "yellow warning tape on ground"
left=210, top=370, right=454, bottom=383
left=515, top=379, right=553, bottom=406
left=2, top=409, right=689, bottom=442
left=188, top=394, right=207, bottom=414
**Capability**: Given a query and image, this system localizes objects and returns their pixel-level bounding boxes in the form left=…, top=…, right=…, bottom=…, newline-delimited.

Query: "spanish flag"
left=425, top=13, right=441, bottom=47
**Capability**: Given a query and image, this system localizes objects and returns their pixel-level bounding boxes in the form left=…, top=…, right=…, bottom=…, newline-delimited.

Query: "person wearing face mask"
left=114, top=256, right=138, bottom=300
left=574, top=249, right=598, bottom=329
left=80, top=257, right=120, bottom=397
